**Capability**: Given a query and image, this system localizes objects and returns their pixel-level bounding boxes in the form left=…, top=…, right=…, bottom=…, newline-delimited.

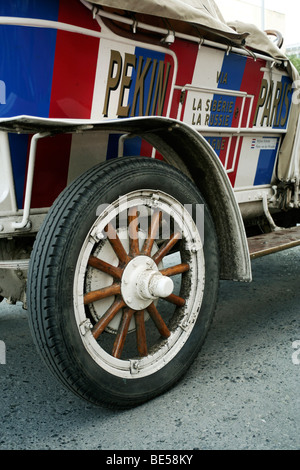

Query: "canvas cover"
left=88, top=0, right=246, bottom=42
left=88, top=0, right=285, bottom=59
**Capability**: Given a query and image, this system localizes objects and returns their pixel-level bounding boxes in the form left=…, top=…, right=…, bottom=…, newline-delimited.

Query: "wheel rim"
left=74, top=189, right=205, bottom=379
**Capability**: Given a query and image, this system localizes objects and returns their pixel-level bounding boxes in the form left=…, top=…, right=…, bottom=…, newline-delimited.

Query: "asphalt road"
left=0, top=246, right=299, bottom=451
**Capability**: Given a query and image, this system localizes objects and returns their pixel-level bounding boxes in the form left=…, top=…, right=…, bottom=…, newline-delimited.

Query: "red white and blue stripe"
left=0, top=0, right=293, bottom=209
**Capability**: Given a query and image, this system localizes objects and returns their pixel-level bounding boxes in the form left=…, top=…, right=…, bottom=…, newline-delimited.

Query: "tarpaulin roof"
left=87, top=0, right=249, bottom=44
left=88, top=1, right=292, bottom=59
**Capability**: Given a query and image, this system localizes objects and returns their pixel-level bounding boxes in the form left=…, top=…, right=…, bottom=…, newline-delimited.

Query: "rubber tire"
left=27, top=157, right=219, bottom=408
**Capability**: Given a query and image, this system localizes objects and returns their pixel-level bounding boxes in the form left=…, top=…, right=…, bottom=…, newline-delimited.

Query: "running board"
left=248, top=226, right=300, bottom=259
left=0, top=259, right=30, bottom=270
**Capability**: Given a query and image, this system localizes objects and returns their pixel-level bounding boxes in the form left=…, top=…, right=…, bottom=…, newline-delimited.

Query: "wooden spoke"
left=105, top=222, right=130, bottom=265
left=84, top=283, right=121, bottom=305
left=135, top=310, right=148, bottom=357
left=88, top=256, right=123, bottom=280
left=112, top=308, right=135, bottom=359
left=142, top=210, right=162, bottom=256
left=164, top=293, right=186, bottom=307
left=152, top=231, right=181, bottom=265
left=147, top=302, right=170, bottom=338
left=159, top=263, right=190, bottom=277
left=86, top=209, right=192, bottom=361
left=92, top=298, right=126, bottom=340
left=128, top=207, right=140, bottom=257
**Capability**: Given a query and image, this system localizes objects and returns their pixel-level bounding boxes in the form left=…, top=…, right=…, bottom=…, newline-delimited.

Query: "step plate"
left=248, top=226, right=300, bottom=259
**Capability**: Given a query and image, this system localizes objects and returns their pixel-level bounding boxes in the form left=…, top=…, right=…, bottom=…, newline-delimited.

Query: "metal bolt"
left=180, top=320, right=189, bottom=331
left=188, top=243, right=199, bottom=253
left=130, top=360, right=140, bottom=374
left=79, top=319, right=92, bottom=336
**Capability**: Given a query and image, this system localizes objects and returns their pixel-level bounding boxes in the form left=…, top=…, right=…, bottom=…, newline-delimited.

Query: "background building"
left=218, top=0, right=292, bottom=49
left=220, top=0, right=285, bottom=32
left=286, top=44, right=300, bottom=58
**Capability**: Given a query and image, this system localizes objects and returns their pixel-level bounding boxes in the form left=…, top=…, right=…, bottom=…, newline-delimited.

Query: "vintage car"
left=0, top=0, right=299, bottom=408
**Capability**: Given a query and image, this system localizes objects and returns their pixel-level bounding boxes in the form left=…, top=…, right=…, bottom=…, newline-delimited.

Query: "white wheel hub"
left=121, top=255, right=174, bottom=310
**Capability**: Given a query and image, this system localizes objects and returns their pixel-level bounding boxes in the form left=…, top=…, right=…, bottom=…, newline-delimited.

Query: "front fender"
left=0, top=114, right=251, bottom=282
left=129, top=117, right=252, bottom=282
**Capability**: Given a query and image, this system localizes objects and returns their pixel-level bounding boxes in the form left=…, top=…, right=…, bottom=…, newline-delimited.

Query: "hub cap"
left=121, top=255, right=174, bottom=310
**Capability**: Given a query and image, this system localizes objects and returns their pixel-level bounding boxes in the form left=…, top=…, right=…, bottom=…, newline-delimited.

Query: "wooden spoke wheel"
left=28, top=157, right=219, bottom=408
left=76, top=190, right=203, bottom=376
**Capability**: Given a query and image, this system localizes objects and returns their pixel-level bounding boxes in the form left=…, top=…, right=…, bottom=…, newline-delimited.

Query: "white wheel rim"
left=73, top=190, right=205, bottom=379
